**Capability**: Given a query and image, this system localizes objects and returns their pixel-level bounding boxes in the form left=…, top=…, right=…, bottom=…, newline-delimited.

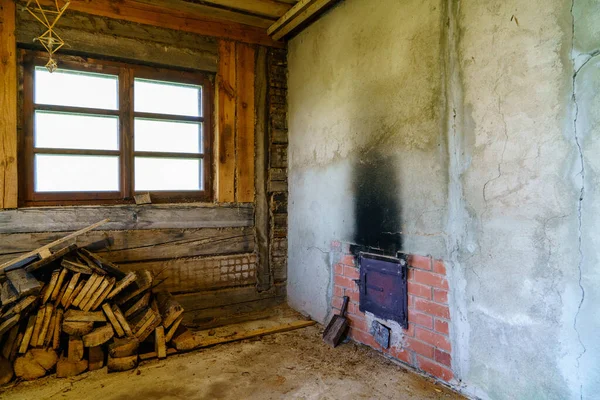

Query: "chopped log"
left=0, top=356, right=13, bottom=385
left=165, top=315, right=184, bottom=343
left=50, top=268, right=68, bottom=302
left=63, top=321, right=94, bottom=336
left=68, top=336, right=84, bottom=361
left=42, top=270, right=59, bottom=304
left=72, top=274, right=99, bottom=308
left=14, top=352, right=46, bottom=380
left=60, top=272, right=81, bottom=308
left=56, top=357, right=88, bottom=378
left=30, top=307, right=46, bottom=347
left=0, top=281, right=18, bottom=305
left=30, top=348, right=58, bottom=370
left=6, top=268, right=41, bottom=298
left=155, top=326, right=166, bottom=359
left=19, top=315, right=36, bottom=354
left=82, top=325, right=114, bottom=347
left=76, top=251, right=107, bottom=276
left=10, top=332, right=23, bottom=361
left=88, top=346, right=104, bottom=371
left=82, top=277, right=109, bottom=311
left=108, top=337, right=139, bottom=358
left=53, top=309, right=63, bottom=350
left=130, top=308, right=154, bottom=334
left=1, top=295, right=36, bottom=318
left=0, top=314, right=19, bottom=337
left=124, top=291, right=151, bottom=318
left=171, top=326, right=195, bottom=351
left=91, top=277, right=115, bottom=311
left=107, top=354, right=138, bottom=372
left=156, top=292, right=184, bottom=329
left=37, top=304, right=54, bottom=346
left=60, top=259, right=92, bottom=275
left=102, top=303, right=125, bottom=337
left=112, top=305, right=133, bottom=337
left=136, top=313, right=161, bottom=342
left=79, top=249, right=126, bottom=280
left=116, top=270, right=153, bottom=305
left=25, top=244, right=77, bottom=273
left=64, top=310, right=106, bottom=323
left=54, top=281, right=69, bottom=306
left=0, top=219, right=109, bottom=272
left=78, top=276, right=104, bottom=310
left=1, top=325, right=18, bottom=359
left=44, top=312, right=56, bottom=348
left=106, top=272, right=136, bottom=300
left=64, top=280, right=85, bottom=309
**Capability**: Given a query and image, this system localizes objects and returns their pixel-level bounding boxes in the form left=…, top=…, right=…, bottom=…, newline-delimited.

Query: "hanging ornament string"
left=24, top=0, right=71, bottom=72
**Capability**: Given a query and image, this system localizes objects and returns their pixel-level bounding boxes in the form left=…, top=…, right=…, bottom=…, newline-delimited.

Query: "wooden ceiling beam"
left=198, top=0, right=293, bottom=19
left=29, top=0, right=285, bottom=48
left=268, top=0, right=337, bottom=41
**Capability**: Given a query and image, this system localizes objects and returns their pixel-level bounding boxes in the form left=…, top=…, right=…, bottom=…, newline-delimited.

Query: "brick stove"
left=330, top=241, right=453, bottom=382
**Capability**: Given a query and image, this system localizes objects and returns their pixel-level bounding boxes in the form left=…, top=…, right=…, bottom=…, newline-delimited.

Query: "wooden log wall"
left=0, top=8, right=289, bottom=317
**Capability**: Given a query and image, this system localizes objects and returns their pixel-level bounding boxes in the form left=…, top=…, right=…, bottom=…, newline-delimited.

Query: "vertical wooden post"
left=216, top=40, right=236, bottom=203
left=0, top=1, right=17, bottom=209
left=235, top=43, right=256, bottom=203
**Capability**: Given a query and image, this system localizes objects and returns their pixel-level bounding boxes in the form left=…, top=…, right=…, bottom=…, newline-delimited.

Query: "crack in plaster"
left=571, top=2, right=587, bottom=398
left=482, top=96, right=509, bottom=206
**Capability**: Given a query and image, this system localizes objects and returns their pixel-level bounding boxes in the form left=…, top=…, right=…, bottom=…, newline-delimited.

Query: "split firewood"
left=37, top=304, right=54, bottom=346
left=2, top=295, right=36, bottom=319
left=111, top=305, right=133, bottom=337
left=54, top=283, right=69, bottom=306
left=60, top=272, right=81, bottom=308
left=83, top=325, right=114, bottom=347
left=63, top=321, right=94, bottom=336
left=0, top=356, right=13, bottom=385
left=165, top=315, right=184, bottom=343
left=68, top=336, right=84, bottom=361
left=44, top=312, right=56, bottom=348
left=88, top=346, right=104, bottom=371
left=56, top=357, right=88, bottom=378
left=106, top=272, right=136, bottom=300
left=53, top=309, right=63, bottom=350
left=42, top=271, right=59, bottom=304
left=19, top=315, right=36, bottom=354
left=14, top=352, right=46, bottom=380
left=102, top=303, right=125, bottom=337
left=139, top=348, right=177, bottom=361
left=72, top=274, right=100, bottom=308
left=91, top=277, right=115, bottom=310
left=10, top=332, right=23, bottom=361
left=64, top=280, right=85, bottom=309
left=50, top=269, right=68, bottom=302
left=60, top=259, right=92, bottom=275
left=30, top=348, right=58, bottom=370
left=124, top=291, right=151, bottom=318
left=136, top=313, right=161, bottom=342
left=130, top=308, right=154, bottom=334
left=116, top=270, right=153, bottom=305
left=155, top=292, right=183, bottom=329
left=30, top=307, right=46, bottom=347
left=0, top=281, right=18, bottom=305
left=1, top=325, right=19, bottom=359
left=155, top=326, right=166, bottom=359
left=5, top=268, right=41, bottom=298
left=107, top=354, right=138, bottom=372
left=79, top=276, right=105, bottom=310
left=171, top=326, right=195, bottom=351
left=0, top=314, right=20, bottom=337
left=108, top=337, right=139, bottom=358
left=64, top=310, right=106, bottom=323
left=78, top=249, right=126, bottom=280
left=82, top=277, right=110, bottom=311
left=25, top=244, right=77, bottom=273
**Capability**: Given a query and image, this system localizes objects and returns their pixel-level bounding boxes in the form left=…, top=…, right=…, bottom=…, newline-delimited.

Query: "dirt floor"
left=0, top=325, right=463, bottom=400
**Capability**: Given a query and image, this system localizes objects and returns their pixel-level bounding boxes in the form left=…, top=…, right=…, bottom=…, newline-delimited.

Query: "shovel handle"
left=340, top=296, right=349, bottom=317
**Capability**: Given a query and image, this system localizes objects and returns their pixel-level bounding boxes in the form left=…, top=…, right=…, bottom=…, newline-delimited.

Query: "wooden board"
left=0, top=314, right=20, bottom=337
left=25, top=244, right=77, bottom=273
left=155, top=326, right=166, bottom=359
left=107, top=272, right=136, bottom=300
left=18, top=315, right=36, bottom=354
left=2, top=295, right=36, bottom=318
left=0, top=0, right=17, bottom=209
left=235, top=43, right=256, bottom=203
left=199, top=0, right=292, bottom=19
left=5, top=268, right=41, bottom=298
left=30, top=307, right=45, bottom=348
left=60, top=272, right=81, bottom=307
left=268, top=0, right=336, bottom=40
left=0, top=205, right=252, bottom=233
left=112, top=305, right=133, bottom=337
left=37, top=304, right=54, bottom=346
left=53, top=309, right=63, bottom=349
left=0, top=281, right=18, bottom=305
left=50, top=269, right=68, bottom=302
left=217, top=40, right=237, bottom=203
left=42, top=271, right=59, bottom=304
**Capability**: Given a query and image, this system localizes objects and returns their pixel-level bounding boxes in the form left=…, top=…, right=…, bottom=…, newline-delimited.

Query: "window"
left=20, top=52, right=212, bottom=206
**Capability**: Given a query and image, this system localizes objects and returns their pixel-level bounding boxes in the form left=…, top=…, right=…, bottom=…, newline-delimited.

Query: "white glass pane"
left=134, top=79, right=201, bottom=117
left=35, top=67, right=118, bottom=110
left=135, top=119, right=201, bottom=154
left=135, top=157, right=201, bottom=191
left=35, top=111, right=119, bottom=150
left=35, top=155, right=119, bottom=192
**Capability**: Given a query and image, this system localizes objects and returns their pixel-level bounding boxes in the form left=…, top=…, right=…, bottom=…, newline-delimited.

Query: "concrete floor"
left=0, top=325, right=462, bottom=399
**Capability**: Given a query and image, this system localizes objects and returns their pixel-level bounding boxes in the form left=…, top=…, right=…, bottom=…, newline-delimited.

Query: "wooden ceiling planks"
left=196, top=0, right=295, bottom=19
left=268, top=0, right=338, bottom=41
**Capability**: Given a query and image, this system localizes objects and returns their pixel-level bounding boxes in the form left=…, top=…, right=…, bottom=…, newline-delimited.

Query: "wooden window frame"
left=19, top=50, right=214, bottom=207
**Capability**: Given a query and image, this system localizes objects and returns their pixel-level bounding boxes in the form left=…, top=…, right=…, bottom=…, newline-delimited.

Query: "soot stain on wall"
left=352, top=149, right=402, bottom=255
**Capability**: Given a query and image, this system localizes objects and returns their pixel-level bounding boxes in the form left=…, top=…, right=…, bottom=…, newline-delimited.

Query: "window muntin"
left=21, top=52, right=212, bottom=206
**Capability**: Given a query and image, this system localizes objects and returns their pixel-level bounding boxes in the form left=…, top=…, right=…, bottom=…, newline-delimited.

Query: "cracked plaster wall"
left=287, top=0, right=599, bottom=398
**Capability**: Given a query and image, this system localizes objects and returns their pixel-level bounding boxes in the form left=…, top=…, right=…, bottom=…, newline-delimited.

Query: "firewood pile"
left=0, top=220, right=192, bottom=384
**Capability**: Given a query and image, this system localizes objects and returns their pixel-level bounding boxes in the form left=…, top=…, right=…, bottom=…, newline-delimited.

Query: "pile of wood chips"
left=0, top=220, right=192, bottom=384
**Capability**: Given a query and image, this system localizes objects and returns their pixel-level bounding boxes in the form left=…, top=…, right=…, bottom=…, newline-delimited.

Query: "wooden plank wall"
left=0, top=1, right=17, bottom=209
left=216, top=40, right=257, bottom=204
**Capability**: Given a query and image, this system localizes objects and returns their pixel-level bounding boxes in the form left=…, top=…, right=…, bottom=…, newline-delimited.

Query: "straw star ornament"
left=24, top=0, right=71, bottom=72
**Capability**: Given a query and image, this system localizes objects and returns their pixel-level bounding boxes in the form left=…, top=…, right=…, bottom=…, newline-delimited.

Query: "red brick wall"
left=330, top=241, right=453, bottom=382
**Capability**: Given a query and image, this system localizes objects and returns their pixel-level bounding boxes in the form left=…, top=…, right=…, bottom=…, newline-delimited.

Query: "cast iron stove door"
left=357, top=253, right=408, bottom=328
